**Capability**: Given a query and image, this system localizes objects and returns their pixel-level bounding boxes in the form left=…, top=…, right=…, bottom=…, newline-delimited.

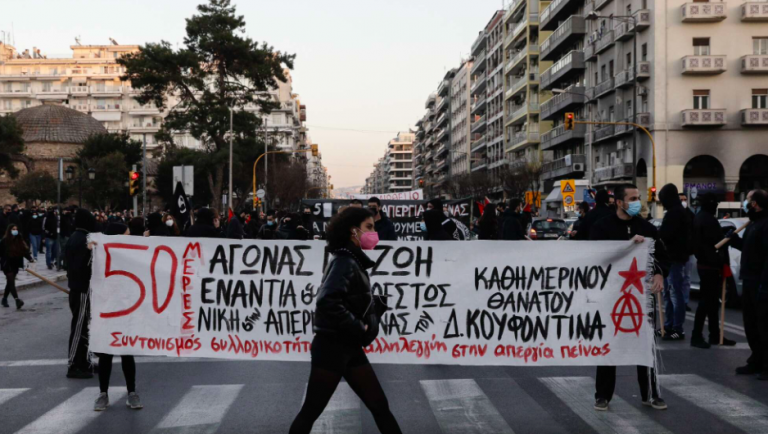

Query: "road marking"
left=420, top=379, right=515, bottom=434
left=151, top=384, right=243, bottom=434
left=14, top=387, right=126, bottom=434
left=0, top=388, right=28, bottom=406
left=540, top=376, right=672, bottom=434
left=306, top=382, right=361, bottom=434
left=661, top=374, right=768, bottom=434
left=685, top=312, right=746, bottom=335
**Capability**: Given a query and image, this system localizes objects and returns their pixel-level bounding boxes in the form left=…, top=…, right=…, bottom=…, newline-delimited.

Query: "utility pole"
left=142, top=134, right=147, bottom=216
left=228, top=108, right=234, bottom=214
left=132, top=164, right=138, bottom=216
left=631, top=15, right=638, bottom=186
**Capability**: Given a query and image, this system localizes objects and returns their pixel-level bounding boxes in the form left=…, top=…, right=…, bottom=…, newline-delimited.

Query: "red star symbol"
left=618, top=257, right=646, bottom=294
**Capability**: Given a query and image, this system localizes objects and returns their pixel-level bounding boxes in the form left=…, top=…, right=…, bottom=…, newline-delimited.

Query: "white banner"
left=346, top=189, right=424, bottom=201
left=89, top=235, right=656, bottom=367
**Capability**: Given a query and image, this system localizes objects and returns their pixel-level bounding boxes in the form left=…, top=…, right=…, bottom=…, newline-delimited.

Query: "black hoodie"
left=692, top=195, right=727, bottom=269
left=659, top=184, right=694, bottom=263
left=574, top=190, right=613, bottom=241
left=423, top=209, right=451, bottom=240
left=147, top=212, right=170, bottom=237
left=185, top=208, right=221, bottom=238
left=65, top=209, right=96, bottom=294
left=501, top=208, right=525, bottom=241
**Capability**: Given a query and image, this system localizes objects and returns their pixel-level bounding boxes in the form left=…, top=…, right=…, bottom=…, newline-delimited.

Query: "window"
left=642, top=95, right=648, bottom=113
left=693, top=38, right=710, bottom=56
left=642, top=44, right=648, bottom=61
left=626, top=52, right=633, bottom=68
left=600, top=65, right=606, bottom=81
left=754, top=38, right=768, bottom=55
left=627, top=5, right=632, bottom=15
left=609, top=106, right=615, bottom=121
left=642, top=0, right=648, bottom=8
left=693, top=90, right=710, bottom=109
left=609, top=60, right=614, bottom=77
left=626, top=100, right=633, bottom=118
left=754, top=89, right=768, bottom=109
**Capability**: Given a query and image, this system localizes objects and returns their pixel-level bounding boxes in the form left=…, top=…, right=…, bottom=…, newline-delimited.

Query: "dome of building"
left=13, top=104, right=107, bottom=144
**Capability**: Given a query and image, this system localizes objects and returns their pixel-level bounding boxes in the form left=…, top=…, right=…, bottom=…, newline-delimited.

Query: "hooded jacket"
left=422, top=209, right=452, bottom=240
left=147, top=212, right=170, bottom=237
left=43, top=211, right=58, bottom=239
left=574, top=190, right=613, bottom=241
left=185, top=208, right=221, bottom=238
left=501, top=208, right=525, bottom=241
left=225, top=215, right=245, bottom=240
left=65, top=209, right=96, bottom=294
left=659, top=184, right=694, bottom=263
left=373, top=210, right=398, bottom=241
left=692, top=195, right=727, bottom=269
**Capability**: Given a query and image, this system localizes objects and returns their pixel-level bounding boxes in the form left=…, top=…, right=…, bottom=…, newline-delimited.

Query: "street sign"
left=173, top=166, right=194, bottom=196
left=561, top=179, right=576, bottom=208
left=256, top=189, right=266, bottom=199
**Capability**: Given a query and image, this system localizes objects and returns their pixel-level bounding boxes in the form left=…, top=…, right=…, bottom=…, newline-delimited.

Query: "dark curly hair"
left=326, top=207, right=373, bottom=251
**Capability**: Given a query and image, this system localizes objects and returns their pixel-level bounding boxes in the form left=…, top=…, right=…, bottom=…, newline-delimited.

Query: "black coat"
left=0, top=237, right=33, bottom=274
left=43, top=212, right=58, bottom=238
left=256, top=224, right=278, bottom=240
left=574, top=203, right=613, bottom=241
left=693, top=209, right=727, bottom=269
left=26, top=215, right=44, bottom=236
left=659, top=184, right=694, bottom=263
left=374, top=212, right=398, bottom=241
left=501, top=209, right=525, bottom=240
left=64, top=229, right=92, bottom=294
left=590, top=213, right=670, bottom=278
left=729, top=211, right=768, bottom=285
left=60, top=213, right=74, bottom=238
left=185, top=223, right=221, bottom=238
left=478, top=218, right=499, bottom=240
left=314, top=246, right=379, bottom=346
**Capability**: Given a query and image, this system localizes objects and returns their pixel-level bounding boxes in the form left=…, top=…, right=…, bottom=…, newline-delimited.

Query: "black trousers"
left=98, top=354, right=136, bottom=393
left=742, top=280, right=768, bottom=371
left=595, top=366, right=659, bottom=402
left=68, top=291, right=92, bottom=371
left=693, top=267, right=722, bottom=341
left=2, top=272, right=18, bottom=301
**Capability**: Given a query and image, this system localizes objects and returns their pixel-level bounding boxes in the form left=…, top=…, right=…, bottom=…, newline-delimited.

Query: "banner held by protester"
left=89, top=235, right=656, bottom=367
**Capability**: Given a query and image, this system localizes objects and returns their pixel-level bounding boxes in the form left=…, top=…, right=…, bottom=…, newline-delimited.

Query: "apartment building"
left=364, top=132, right=415, bottom=194
left=504, top=0, right=549, bottom=172
left=450, top=60, right=473, bottom=176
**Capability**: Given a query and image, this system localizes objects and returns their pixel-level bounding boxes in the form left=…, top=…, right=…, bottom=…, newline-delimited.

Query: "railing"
left=594, top=124, right=616, bottom=141
left=92, top=86, right=123, bottom=94
left=595, top=30, right=614, bottom=53
left=541, top=0, right=568, bottom=25
left=682, top=2, right=727, bottom=21
left=92, top=104, right=122, bottom=111
left=509, top=104, right=527, bottom=121
left=510, top=130, right=541, bottom=146
left=471, top=50, right=487, bottom=73
left=471, top=158, right=489, bottom=170
left=512, top=19, right=528, bottom=38
left=682, top=55, right=727, bottom=74
left=742, top=2, right=768, bottom=21
left=614, top=69, right=635, bottom=87
left=71, top=86, right=89, bottom=93
left=542, top=154, right=586, bottom=175
left=509, top=49, right=528, bottom=69
left=595, top=77, right=615, bottom=97
left=682, top=109, right=727, bottom=126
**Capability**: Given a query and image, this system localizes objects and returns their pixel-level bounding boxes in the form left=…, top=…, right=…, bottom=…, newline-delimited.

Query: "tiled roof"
left=13, top=104, right=107, bottom=144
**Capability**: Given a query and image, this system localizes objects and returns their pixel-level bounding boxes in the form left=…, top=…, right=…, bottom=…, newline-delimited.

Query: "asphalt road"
left=1, top=282, right=766, bottom=434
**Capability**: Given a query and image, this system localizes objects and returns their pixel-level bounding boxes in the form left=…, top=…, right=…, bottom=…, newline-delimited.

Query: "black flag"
left=171, top=182, right=191, bottom=231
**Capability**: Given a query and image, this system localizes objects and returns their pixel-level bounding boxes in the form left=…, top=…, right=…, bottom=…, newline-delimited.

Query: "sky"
left=2, top=0, right=508, bottom=189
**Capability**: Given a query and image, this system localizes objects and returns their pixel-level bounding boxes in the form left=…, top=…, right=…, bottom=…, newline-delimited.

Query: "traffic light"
left=418, top=179, right=425, bottom=188
left=329, top=184, right=334, bottom=190
left=648, top=186, right=657, bottom=203
left=311, top=144, right=318, bottom=157
left=564, top=112, right=575, bottom=130
left=129, top=171, right=140, bottom=196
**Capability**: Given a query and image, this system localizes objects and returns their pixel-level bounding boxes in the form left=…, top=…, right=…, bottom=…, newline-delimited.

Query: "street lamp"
left=585, top=11, right=639, bottom=186
left=66, top=165, right=95, bottom=208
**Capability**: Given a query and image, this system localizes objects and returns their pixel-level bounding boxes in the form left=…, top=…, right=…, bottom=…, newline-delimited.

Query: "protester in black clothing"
left=502, top=199, right=526, bottom=241
left=658, top=183, right=694, bottom=340
left=290, top=207, right=401, bottom=434
left=225, top=214, right=245, bottom=239
left=244, top=211, right=262, bottom=239
left=496, top=203, right=508, bottom=239
left=257, top=213, right=279, bottom=239
left=589, top=184, right=668, bottom=411
left=0, top=205, right=11, bottom=238
left=726, top=189, right=768, bottom=380
left=146, top=212, right=170, bottom=237
left=421, top=209, right=452, bottom=240
left=162, top=214, right=181, bottom=236
left=478, top=204, right=499, bottom=240
left=368, top=197, right=397, bottom=241
left=0, top=224, right=34, bottom=309
left=127, top=217, right=146, bottom=237
left=691, top=194, right=737, bottom=349
left=64, top=209, right=97, bottom=379
left=277, top=213, right=311, bottom=240
left=574, top=190, right=613, bottom=241
left=185, top=208, right=221, bottom=238
left=25, top=209, right=43, bottom=262
left=571, top=201, right=591, bottom=239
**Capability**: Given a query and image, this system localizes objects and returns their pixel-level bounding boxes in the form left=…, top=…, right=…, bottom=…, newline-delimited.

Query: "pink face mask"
left=358, top=230, right=379, bottom=250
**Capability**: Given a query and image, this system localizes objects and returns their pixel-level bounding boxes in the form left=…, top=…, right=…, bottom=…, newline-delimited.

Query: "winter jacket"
left=64, top=229, right=92, bottom=294
left=422, top=209, right=452, bottom=241
left=693, top=209, right=727, bottom=269
left=43, top=212, right=58, bottom=238
left=225, top=216, right=245, bottom=240
left=478, top=218, right=499, bottom=240
left=374, top=211, right=398, bottom=241
left=0, top=237, right=33, bottom=274
left=313, top=245, right=379, bottom=346
left=574, top=203, right=613, bottom=241
left=501, top=209, right=525, bottom=241
left=658, top=184, right=694, bottom=263
left=60, top=213, right=74, bottom=238
left=147, top=212, right=170, bottom=237
left=25, top=214, right=44, bottom=236
left=257, top=223, right=278, bottom=240
left=729, top=210, right=768, bottom=286
left=186, top=208, right=221, bottom=238
left=590, top=213, right=670, bottom=278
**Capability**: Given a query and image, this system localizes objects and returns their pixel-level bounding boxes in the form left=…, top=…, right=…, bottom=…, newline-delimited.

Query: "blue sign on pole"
left=583, top=188, right=596, bottom=207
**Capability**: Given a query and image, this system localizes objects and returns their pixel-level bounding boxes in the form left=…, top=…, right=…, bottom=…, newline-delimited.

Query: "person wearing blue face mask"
left=257, top=213, right=279, bottom=240
left=589, top=184, right=671, bottom=412
left=25, top=209, right=44, bottom=262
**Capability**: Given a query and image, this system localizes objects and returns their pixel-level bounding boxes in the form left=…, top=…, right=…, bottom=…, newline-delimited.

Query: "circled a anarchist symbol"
left=612, top=257, right=647, bottom=336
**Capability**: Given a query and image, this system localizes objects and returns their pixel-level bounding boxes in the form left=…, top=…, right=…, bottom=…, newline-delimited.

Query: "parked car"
left=529, top=218, right=568, bottom=240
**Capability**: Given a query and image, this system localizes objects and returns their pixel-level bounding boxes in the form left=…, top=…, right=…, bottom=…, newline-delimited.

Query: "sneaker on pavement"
left=94, top=393, right=109, bottom=411
left=15, top=299, right=24, bottom=310
left=643, top=398, right=668, bottom=410
left=594, top=399, right=609, bottom=411
left=690, top=337, right=711, bottom=349
left=662, top=331, right=684, bottom=341
left=735, top=365, right=761, bottom=375
left=1, top=299, right=8, bottom=308
left=126, top=392, right=143, bottom=409
left=66, top=368, right=94, bottom=379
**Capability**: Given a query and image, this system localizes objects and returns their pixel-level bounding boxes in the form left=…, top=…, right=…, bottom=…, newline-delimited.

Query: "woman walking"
left=0, top=224, right=34, bottom=309
left=93, top=222, right=143, bottom=411
left=290, top=207, right=401, bottom=434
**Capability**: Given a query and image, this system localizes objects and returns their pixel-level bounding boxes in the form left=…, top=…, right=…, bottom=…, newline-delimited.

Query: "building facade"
left=450, top=61, right=473, bottom=177
left=364, top=132, right=414, bottom=194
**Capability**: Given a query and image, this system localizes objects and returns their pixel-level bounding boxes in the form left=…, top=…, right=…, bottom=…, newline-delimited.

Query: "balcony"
left=436, top=144, right=449, bottom=157
left=471, top=50, right=487, bottom=74
left=682, top=55, right=727, bottom=75
left=595, top=30, right=615, bottom=54
left=471, top=158, right=488, bottom=172
left=435, top=96, right=448, bottom=114
left=541, top=0, right=581, bottom=31
left=471, top=32, right=486, bottom=57
left=541, top=87, right=586, bottom=120
left=438, top=79, right=450, bottom=97
left=507, top=131, right=541, bottom=151
left=0, top=88, right=32, bottom=97
left=91, top=103, right=122, bottom=112
left=682, top=109, right=727, bottom=127
left=541, top=51, right=585, bottom=90
left=435, top=112, right=449, bottom=128
left=593, top=163, right=634, bottom=183
left=511, top=19, right=528, bottom=41
left=595, top=77, right=615, bottom=98
left=541, top=123, right=586, bottom=150
left=507, top=74, right=529, bottom=98
left=91, top=86, right=123, bottom=96
left=741, top=55, right=768, bottom=74
left=584, top=42, right=596, bottom=62
left=543, top=154, right=586, bottom=180
left=129, top=105, right=161, bottom=115
left=682, top=2, right=727, bottom=22
left=470, top=94, right=487, bottom=115
left=425, top=94, right=437, bottom=109
left=36, top=88, right=69, bottom=99
left=593, top=124, right=616, bottom=142
left=66, top=103, right=90, bottom=113
left=435, top=128, right=448, bottom=143
left=614, top=113, right=652, bottom=135
left=614, top=69, right=635, bottom=88
left=507, top=104, right=528, bottom=124
left=70, top=86, right=89, bottom=96
left=742, top=2, right=768, bottom=21
left=615, top=10, right=652, bottom=41
left=435, top=159, right=448, bottom=171
left=741, top=108, right=768, bottom=126
left=470, top=115, right=487, bottom=134
left=586, top=86, right=596, bottom=102
left=637, top=61, right=651, bottom=80
left=129, top=122, right=162, bottom=132
left=507, top=48, right=528, bottom=72
left=541, top=16, right=586, bottom=61
left=471, top=134, right=487, bottom=153
left=470, top=73, right=487, bottom=95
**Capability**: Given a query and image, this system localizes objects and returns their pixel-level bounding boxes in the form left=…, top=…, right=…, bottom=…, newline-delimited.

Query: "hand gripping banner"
left=88, top=235, right=656, bottom=367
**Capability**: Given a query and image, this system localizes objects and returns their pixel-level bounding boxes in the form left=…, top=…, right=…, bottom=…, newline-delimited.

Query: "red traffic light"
left=130, top=172, right=140, bottom=180
left=650, top=187, right=657, bottom=193
left=566, top=113, right=574, bottom=119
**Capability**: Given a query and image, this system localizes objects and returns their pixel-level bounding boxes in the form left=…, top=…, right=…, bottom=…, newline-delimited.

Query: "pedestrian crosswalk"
left=3, top=374, right=768, bottom=434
